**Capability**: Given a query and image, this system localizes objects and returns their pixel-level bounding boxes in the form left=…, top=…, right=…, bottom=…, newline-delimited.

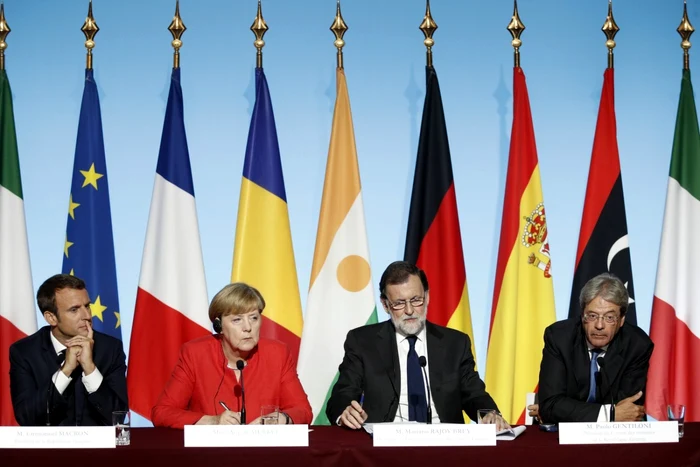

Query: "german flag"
left=404, top=65, right=475, bottom=362
left=568, top=68, right=637, bottom=325
left=485, top=66, right=556, bottom=424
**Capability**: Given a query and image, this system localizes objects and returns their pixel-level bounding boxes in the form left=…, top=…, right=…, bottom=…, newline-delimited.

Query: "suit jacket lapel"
left=426, top=322, right=445, bottom=418
left=601, top=330, right=625, bottom=400
left=573, top=323, right=592, bottom=400
left=375, top=321, right=400, bottom=399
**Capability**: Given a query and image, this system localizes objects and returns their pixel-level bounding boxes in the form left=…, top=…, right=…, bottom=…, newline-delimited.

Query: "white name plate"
left=0, top=426, right=116, bottom=449
left=373, top=423, right=496, bottom=447
left=559, top=421, right=679, bottom=445
left=184, top=424, right=309, bottom=447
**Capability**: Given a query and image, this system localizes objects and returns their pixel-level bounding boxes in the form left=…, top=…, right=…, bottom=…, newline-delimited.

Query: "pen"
left=219, top=401, right=231, bottom=412
left=359, top=392, right=365, bottom=407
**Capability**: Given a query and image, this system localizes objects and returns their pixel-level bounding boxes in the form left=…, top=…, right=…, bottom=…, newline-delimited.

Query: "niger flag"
left=405, top=66, right=475, bottom=361
left=485, top=67, right=556, bottom=425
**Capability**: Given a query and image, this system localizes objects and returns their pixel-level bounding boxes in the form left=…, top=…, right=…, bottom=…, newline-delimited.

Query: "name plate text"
left=0, top=426, right=115, bottom=449
left=559, top=421, right=679, bottom=445
left=373, top=423, right=496, bottom=447
left=184, top=424, right=309, bottom=447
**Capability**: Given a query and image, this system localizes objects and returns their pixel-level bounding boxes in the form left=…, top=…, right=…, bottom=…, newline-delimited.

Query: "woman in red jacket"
left=152, top=283, right=312, bottom=428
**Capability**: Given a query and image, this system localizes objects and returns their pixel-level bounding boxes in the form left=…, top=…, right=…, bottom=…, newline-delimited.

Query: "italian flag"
left=647, top=69, right=700, bottom=422
left=0, top=68, right=37, bottom=426
left=297, top=69, right=377, bottom=425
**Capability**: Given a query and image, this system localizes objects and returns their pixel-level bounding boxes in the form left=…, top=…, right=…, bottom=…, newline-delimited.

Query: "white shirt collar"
left=49, top=330, right=67, bottom=355
left=396, top=323, right=428, bottom=344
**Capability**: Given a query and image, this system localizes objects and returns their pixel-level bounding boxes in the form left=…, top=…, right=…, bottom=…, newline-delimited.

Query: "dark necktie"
left=587, top=349, right=602, bottom=403
left=407, top=336, right=427, bottom=422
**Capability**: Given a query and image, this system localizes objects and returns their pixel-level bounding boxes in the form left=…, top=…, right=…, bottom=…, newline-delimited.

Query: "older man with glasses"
left=533, top=273, right=653, bottom=424
left=326, top=261, right=508, bottom=431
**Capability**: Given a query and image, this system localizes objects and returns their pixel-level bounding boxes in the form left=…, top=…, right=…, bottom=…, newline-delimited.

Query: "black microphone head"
left=236, top=360, right=245, bottom=371
left=597, top=356, right=605, bottom=367
left=419, top=356, right=427, bottom=368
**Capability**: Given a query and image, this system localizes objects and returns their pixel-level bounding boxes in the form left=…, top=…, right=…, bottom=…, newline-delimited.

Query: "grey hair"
left=579, top=273, right=629, bottom=316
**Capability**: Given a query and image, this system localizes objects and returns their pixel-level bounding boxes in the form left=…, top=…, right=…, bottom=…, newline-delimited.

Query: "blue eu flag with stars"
left=61, top=68, right=121, bottom=340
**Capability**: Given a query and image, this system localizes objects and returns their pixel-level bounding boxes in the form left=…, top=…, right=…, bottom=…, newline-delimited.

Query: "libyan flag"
left=568, top=68, right=637, bottom=325
left=647, top=69, right=700, bottom=422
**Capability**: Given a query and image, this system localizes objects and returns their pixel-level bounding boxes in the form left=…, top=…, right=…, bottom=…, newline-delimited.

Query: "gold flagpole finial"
left=168, top=1, right=186, bottom=69
left=251, top=0, right=268, bottom=68
left=81, top=0, right=99, bottom=70
left=330, top=0, right=348, bottom=69
left=419, top=0, right=438, bottom=67
left=602, top=1, right=620, bottom=69
left=679, top=0, right=694, bottom=70
left=507, top=0, right=525, bottom=67
left=0, top=3, right=10, bottom=71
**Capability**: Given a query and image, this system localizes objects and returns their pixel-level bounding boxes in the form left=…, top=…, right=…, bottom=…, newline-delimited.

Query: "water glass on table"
left=113, top=410, right=131, bottom=446
left=261, top=405, right=280, bottom=425
left=667, top=404, right=686, bottom=439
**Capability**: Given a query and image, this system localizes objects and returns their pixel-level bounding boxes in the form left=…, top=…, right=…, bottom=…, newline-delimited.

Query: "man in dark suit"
left=326, top=261, right=507, bottom=430
left=534, top=273, right=653, bottom=423
left=10, top=274, right=128, bottom=426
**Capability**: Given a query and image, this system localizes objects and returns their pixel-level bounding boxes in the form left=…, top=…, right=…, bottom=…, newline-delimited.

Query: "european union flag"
left=62, top=69, right=121, bottom=340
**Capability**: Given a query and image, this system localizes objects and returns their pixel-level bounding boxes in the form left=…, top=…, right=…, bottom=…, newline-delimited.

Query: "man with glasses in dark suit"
left=326, top=261, right=508, bottom=431
left=533, top=273, right=653, bottom=424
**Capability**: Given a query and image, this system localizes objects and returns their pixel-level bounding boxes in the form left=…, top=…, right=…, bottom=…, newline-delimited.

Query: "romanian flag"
left=128, top=68, right=210, bottom=421
left=404, top=65, right=475, bottom=363
left=647, top=68, right=700, bottom=422
left=232, top=67, right=302, bottom=363
left=297, top=68, right=377, bottom=424
left=485, top=67, right=556, bottom=425
left=0, top=51, right=37, bottom=425
left=568, top=69, right=637, bottom=325
left=61, top=68, right=121, bottom=340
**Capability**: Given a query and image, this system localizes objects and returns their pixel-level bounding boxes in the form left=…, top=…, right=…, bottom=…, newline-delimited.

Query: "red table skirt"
left=2, top=424, right=698, bottom=467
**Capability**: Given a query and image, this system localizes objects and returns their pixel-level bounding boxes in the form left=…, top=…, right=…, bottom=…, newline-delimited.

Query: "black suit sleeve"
left=9, top=344, right=62, bottom=426
left=538, top=326, right=600, bottom=423
left=325, top=331, right=364, bottom=424
left=84, top=341, right=128, bottom=425
left=458, top=333, right=498, bottom=421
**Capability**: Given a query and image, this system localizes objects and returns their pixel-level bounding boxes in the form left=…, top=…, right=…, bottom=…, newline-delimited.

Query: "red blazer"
left=152, top=335, right=312, bottom=428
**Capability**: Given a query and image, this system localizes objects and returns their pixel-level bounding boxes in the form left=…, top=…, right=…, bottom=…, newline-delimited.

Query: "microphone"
left=236, top=360, right=246, bottom=425
left=418, top=356, right=432, bottom=424
left=597, top=357, right=615, bottom=422
left=46, top=351, right=66, bottom=426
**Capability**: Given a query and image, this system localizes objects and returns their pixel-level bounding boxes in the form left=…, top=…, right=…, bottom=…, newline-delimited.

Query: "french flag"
left=127, top=68, right=210, bottom=421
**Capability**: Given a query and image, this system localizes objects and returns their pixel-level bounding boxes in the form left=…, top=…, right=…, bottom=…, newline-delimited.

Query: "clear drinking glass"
left=667, top=404, right=686, bottom=439
left=261, top=405, right=280, bottom=425
left=113, top=410, right=131, bottom=446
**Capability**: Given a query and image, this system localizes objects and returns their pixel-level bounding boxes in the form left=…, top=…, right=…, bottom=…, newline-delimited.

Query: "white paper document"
left=496, top=425, right=526, bottom=440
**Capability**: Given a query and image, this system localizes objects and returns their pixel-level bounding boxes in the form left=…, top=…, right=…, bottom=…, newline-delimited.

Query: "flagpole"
left=168, top=1, right=186, bottom=69
left=330, top=0, right=347, bottom=70
left=602, top=1, right=619, bottom=70
left=81, top=0, right=98, bottom=70
left=679, top=0, right=694, bottom=70
left=419, top=1, right=437, bottom=67
left=251, top=0, right=267, bottom=68
left=0, top=3, right=9, bottom=71
left=507, top=0, right=525, bottom=67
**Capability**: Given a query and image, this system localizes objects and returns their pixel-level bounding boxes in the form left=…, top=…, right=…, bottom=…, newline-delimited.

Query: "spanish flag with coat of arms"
left=485, top=64, right=556, bottom=425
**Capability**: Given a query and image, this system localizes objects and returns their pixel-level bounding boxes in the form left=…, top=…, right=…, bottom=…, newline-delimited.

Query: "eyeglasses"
left=583, top=313, right=619, bottom=324
left=386, top=296, right=425, bottom=311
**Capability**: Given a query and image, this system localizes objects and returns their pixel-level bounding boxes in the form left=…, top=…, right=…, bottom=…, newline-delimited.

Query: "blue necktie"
left=587, top=349, right=601, bottom=403
left=407, top=336, right=427, bottom=422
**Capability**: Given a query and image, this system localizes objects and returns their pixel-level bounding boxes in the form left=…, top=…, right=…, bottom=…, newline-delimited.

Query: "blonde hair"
left=208, top=282, right=265, bottom=323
